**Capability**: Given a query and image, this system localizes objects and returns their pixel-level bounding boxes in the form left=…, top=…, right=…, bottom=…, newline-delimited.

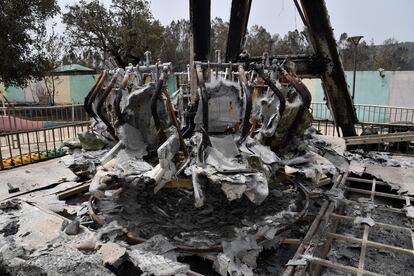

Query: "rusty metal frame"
left=299, top=0, right=358, bottom=137
left=238, top=65, right=253, bottom=143
left=97, top=70, right=121, bottom=141
left=188, top=0, right=358, bottom=136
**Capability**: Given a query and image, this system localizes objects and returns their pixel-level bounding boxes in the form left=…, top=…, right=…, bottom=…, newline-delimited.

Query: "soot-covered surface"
left=323, top=185, right=414, bottom=276
left=94, top=181, right=303, bottom=248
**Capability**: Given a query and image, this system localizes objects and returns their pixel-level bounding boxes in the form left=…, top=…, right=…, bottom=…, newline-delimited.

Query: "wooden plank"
left=345, top=131, right=414, bottom=145
left=356, top=178, right=376, bottom=276
left=163, top=179, right=192, bottom=189
left=330, top=213, right=411, bottom=233
left=344, top=186, right=413, bottom=202
left=57, top=182, right=90, bottom=200
left=307, top=256, right=383, bottom=276
left=282, top=201, right=330, bottom=276
left=300, top=0, right=357, bottom=136
left=358, top=225, right=370, bottom=275
left=327, top=232, right=414, bottom=256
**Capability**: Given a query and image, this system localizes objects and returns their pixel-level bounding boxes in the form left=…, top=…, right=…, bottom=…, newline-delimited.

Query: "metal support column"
left=189, top=0, right=211, bottom=62
left=225, top=0, right=252, bottom=62
left=299, top=0, right=358, bottom=136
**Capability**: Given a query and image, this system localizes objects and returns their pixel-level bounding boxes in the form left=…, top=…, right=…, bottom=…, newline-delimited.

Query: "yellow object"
left=2, top=149, right=65, bottom=169
left=164, top=179, right=192, bottom=189
left=13, top=157, right=22, bottom=165
left=2, top=159, right=12, bottom=168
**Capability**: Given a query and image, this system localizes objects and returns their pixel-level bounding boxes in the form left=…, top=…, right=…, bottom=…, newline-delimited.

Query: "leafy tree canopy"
left=63, top=0, right=164, bottom=67
left=0, top=0, right=60, bottom=86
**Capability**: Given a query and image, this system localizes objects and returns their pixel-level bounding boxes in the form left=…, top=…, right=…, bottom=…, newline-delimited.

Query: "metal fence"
left=312, top=119, right=414, bottom=153
left=0, top=122, right=89, bottom=170
left=1, top=101, right=414, bottom=170
left=0, top=104, right=89, bottom=133
left=311, top=102, right=414, bottom=124
left=313, top=118, right=414, bottom=136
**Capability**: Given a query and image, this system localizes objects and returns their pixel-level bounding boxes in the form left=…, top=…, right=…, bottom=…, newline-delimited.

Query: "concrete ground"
left=0, top=158, right=77, bottom=201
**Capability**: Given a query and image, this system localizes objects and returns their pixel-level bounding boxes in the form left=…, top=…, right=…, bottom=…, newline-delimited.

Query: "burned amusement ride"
left=2, top=0, right=414, bottom=275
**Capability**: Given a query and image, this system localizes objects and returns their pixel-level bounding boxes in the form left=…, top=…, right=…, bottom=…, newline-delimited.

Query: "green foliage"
left=160, top=17, right=230, bottom=70
left=160, top=20, right=413, bottom=72
left=63, top=0, right=164, bottom=67
left=40, top=28, right=64, bottom=105
left=338, top=33, right=411, bottom=71
left=209, top=17, right=229, bottom=61
left=160, top=19, right=190, bottom=71
left=244, top=26, right=310, bottom=56
left=1, top=0, right=413, bottom=90
left=245, top=25, right=273, bottom=56
left=0, top=0, right=60, bottom=86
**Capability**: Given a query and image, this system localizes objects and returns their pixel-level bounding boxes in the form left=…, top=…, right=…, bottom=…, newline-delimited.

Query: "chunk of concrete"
left=64, top=219, right=80, bottom=235
left=97, top=242, right=126, bottom=266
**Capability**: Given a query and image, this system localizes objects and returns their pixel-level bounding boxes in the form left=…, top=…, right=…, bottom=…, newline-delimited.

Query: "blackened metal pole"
left=300, top=0, right=358, bottom=136
left=189, top=0, right=211, bottom=62
left=189, top=0, right=211, bottom=104
left=352, top=44, right=357, bottom=99
left=225, top=0, right=252, bottom=62
left=349, top=35, right=363, bottom=100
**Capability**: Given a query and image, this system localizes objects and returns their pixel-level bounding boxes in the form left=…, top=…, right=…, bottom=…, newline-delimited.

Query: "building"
left=0, top=64, right=97, bottom=105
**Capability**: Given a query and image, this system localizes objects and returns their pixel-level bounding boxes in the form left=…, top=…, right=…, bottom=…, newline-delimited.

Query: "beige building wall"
left=48, top=76, right=71, bottom=105
left=0, top=83, right=5, bottom=113
left=301, top=78, right=318, bottom=100
left=24, top=79, right=47, bottom=103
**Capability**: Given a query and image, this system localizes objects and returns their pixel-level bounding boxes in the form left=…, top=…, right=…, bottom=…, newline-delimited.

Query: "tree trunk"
left=111, top=49, right=127, bottom=67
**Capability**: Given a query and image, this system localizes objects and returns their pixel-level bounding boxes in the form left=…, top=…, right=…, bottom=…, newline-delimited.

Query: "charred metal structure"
left=190, top=0, right=358, bottom=137
left=4, top=1, right=414, bottom=276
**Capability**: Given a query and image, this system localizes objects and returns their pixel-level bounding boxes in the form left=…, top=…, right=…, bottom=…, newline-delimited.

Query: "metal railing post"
left=71, top=103, right=75, bottom=122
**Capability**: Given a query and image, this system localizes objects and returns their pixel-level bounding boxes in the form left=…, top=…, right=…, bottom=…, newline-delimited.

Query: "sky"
left=55, top=0, right=414, bottom=44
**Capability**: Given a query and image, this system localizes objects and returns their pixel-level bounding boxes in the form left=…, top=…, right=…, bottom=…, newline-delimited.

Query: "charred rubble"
left=56, top=60, right=336, bottom=275
left=1, top=0, right=414, bottom=274
left=1, top=57, right=414, bottom=275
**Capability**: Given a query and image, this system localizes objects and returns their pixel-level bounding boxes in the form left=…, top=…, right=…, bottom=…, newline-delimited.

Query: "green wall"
left=347, top=71, right=390, bottom=123
left=5, top=86, right=25, bottom=103
left=314, top=71, right=391, bottom=122
left=69, top=75, right=97, bottom=104
left=346, top=71, right=390, bottom=106
left=167, top=75, right=178, bottom=95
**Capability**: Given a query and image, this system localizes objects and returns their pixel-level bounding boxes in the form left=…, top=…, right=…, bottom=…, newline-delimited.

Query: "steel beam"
left=195, top=55, right=324, bottom=78
left=225, top=0, right=252, bottom=62
left=300, top=0, right=358, bottom=136
left=247, top=54, right=324, bottom=78
left=189, top=0, right=211, bottom=62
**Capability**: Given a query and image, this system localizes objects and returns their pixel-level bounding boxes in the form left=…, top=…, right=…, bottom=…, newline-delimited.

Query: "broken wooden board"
left=57, top=182, right=90, bottom=200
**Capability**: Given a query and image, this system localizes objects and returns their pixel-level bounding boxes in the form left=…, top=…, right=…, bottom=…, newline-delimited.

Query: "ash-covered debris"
left=128, top=235, right=189, bottom=275
left=55, top=61, right=358, bottom=275
left=55, top=60, right=363, bottom=275
left=5, top=62, right=413, bottom=276
left=345, top=149, right=414, bottom=195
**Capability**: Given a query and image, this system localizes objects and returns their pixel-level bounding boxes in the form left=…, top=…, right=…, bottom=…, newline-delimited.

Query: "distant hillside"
left=340, top=40, right=414, bottom=71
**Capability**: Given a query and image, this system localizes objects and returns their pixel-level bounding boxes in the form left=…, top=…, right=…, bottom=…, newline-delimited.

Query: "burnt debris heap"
left=63, top=53, right=342, bottom=275
left=2, top=0, right=414, bottom=275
